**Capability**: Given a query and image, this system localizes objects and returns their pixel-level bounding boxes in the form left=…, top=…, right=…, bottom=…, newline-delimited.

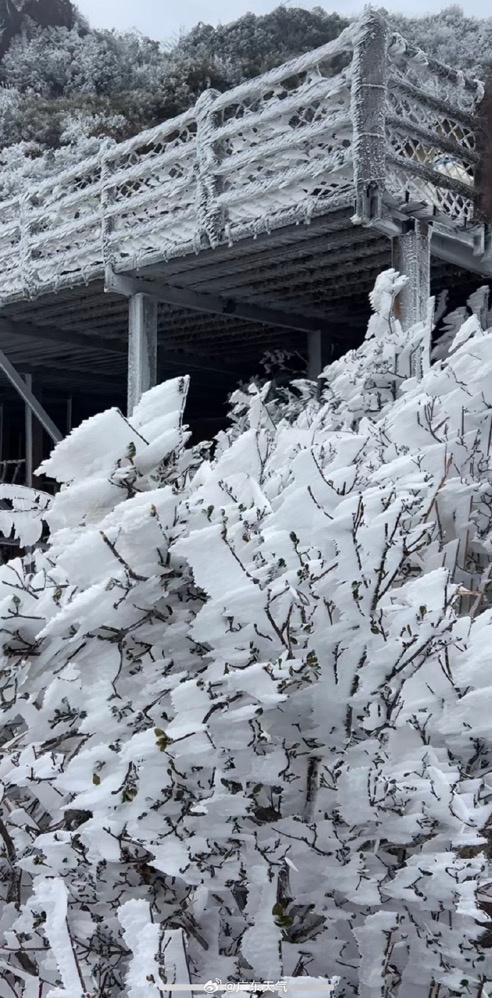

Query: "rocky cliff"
left=0, top=0, right=76, bottom=58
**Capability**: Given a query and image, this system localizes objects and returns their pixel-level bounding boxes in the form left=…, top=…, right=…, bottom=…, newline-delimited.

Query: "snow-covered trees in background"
left=387, top=4, right=492, bottom=79
left=172, top=6, right=348, bottom=85
left=431, top=286, right=492, bottom=363
left=0, top=4, right=350, bottom=174
left=0, top=3, right=490, bottom=190
left=2, top=271, right=492, bottom=994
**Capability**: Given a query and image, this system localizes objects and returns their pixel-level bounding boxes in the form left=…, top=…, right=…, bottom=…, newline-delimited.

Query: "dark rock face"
left=0, top=0, right=22, bottom=59
left=15, top=0, right=75, bottom=28
left=0, top=0, right=75, bottom=59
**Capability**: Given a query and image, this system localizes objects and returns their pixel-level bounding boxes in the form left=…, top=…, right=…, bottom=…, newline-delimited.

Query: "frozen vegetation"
left=1, top=272, right=492, bottom=994
left=0, top=2, right=490, bottom=191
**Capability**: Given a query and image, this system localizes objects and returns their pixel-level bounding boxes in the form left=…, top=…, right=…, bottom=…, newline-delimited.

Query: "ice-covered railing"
left=351, top=13, right=483, bottom=229
left=384, top=26, right=483, bottom=224
left=0, top=459, right=25, bottom=484
left=0, top=11, right=484, bottom=304
left=0, top=24, right=357, bottom=302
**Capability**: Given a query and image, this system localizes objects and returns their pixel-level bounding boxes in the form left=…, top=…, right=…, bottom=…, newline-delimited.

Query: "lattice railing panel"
left=0, top=26, right=360, bottom=301
left=0, top=156, right=106, bottom=298
left=384, top=30, right=482, bottom=224
left=210, top=44, right=355, bottom=240
left=105, top=110, right=199, bottom=265
left=0, top=460, right=25, bottom=485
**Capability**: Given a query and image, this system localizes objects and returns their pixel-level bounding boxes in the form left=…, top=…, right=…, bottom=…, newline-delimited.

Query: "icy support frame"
left=195, top=89, right=224, bottom=250
left=392, top=220, right=431, bottom=329
left=351, top=10, right=388, bottom=226
left=127, top=293, right=158, bottom=415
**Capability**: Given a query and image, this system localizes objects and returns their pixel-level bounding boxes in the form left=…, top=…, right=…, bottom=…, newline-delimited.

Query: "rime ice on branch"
left=1, top=273, right=492, bottom=995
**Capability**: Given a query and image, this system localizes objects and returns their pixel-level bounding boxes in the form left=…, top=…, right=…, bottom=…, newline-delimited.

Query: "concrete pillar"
left=127, top=293, right=158, bottom=415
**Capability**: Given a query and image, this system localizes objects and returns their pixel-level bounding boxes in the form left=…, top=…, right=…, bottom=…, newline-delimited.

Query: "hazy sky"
left=76, top=0, right=489, bottom=42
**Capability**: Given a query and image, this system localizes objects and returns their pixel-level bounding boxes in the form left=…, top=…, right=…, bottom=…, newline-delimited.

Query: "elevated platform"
left=0, top=11, right=489, bottom=486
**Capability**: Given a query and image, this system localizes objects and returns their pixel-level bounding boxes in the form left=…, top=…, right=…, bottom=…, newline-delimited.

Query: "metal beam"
left=0, top=347, right=62, bottom=444
left=431, top=227, right=492, bottom=277
left=128, top=294, right=157, bottom=415
left=20, top=363, right=124, bottom=394
left=372, top=208, right=492, bottom=280
left=106, top=268, right=325, bottom=335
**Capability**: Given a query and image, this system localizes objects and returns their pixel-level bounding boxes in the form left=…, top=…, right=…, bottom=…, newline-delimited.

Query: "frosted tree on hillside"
left=387, top=5, right=492, bottom=79
left=1, top=272, right=492, bottom=995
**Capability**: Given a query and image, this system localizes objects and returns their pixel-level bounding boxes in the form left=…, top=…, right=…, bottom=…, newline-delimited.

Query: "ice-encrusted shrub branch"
left=1, top=273, right=492, bottom=995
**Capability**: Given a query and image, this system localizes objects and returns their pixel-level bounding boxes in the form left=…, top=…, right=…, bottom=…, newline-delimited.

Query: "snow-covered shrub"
left=2, top=272, right=492, bottom=995
left=432, top=286, right=492, bottom=363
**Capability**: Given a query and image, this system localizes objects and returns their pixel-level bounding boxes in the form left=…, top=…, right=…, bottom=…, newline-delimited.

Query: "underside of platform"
left=0, top=207, right=488, bottom=487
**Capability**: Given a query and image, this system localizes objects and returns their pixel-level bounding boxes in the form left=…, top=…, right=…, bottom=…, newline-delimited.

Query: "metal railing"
left=0, top=12, right=484, bottom=305
left=0, top=459, right=25, bottom=484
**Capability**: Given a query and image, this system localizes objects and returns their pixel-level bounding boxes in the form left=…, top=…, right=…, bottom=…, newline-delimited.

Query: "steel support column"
left=392, top=220, right=431, bottom=329
left=127, top=293, right=158, bottom=415
left=106, top=267, right=325, bottom=337
left=24, top=373, right=33, bottom=487
left=307, top=331, right=322, bottom=381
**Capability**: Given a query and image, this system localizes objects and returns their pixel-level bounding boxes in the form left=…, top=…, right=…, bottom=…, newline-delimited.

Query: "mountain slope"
left=0, top=3, right=490, bottom=193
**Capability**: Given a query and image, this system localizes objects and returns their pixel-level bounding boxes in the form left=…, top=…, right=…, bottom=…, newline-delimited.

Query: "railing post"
left=127, top=294, right=158, bottom=416
left=194, top=89, right=224, bottom=250
left=100, top=140, right=115, bottom=269
left=392, top=219, right=431, bottom=329
left=351, top=10, right=388, bottom=225
left=19, top=190, right=37, bottom=299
